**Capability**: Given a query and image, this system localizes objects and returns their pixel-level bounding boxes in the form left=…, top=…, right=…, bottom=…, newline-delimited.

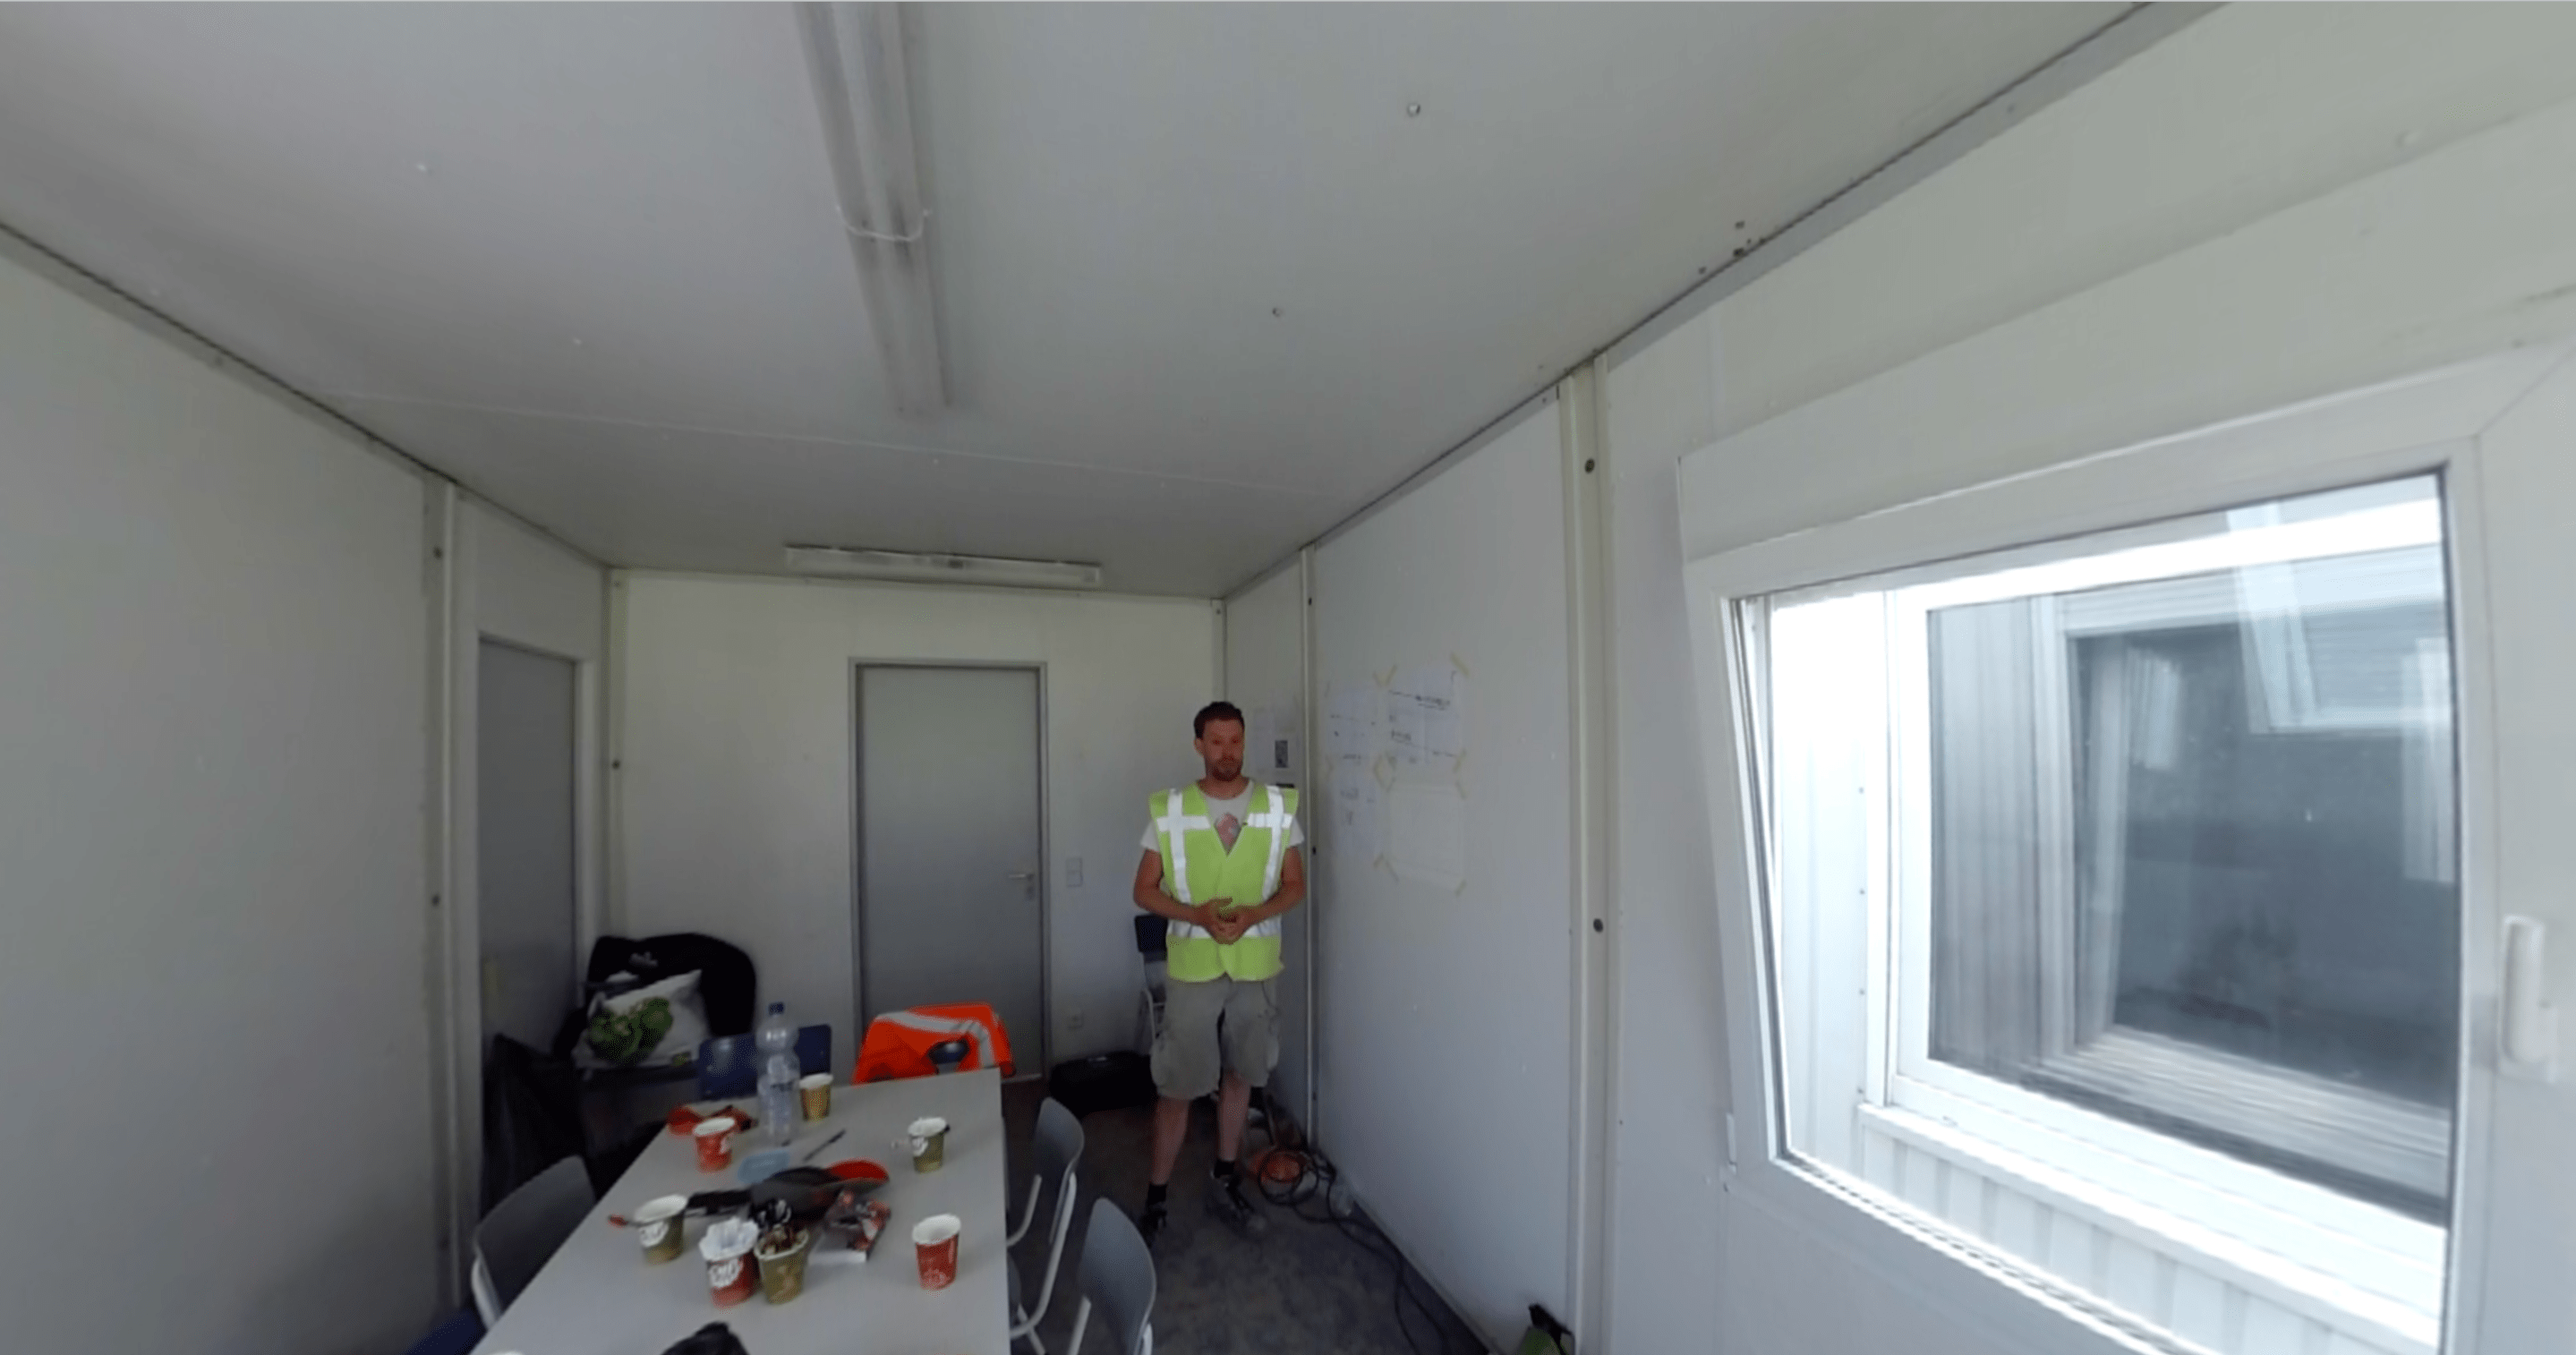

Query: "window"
left=1748, top=477, right=2457, bottom=1352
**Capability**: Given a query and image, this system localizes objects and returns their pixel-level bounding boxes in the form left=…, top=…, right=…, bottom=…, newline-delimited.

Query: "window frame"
left=1878, top=513, right=2458, bottom=1213
left=1683, top=350, right=2559, bottom=1355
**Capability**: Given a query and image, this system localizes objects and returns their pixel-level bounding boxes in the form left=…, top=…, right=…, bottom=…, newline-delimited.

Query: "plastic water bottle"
left=756, top=1001, right=799, bottom=1146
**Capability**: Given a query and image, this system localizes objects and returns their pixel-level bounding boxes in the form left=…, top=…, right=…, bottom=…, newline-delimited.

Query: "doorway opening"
left=855, top=663, right=1048, bottom=1077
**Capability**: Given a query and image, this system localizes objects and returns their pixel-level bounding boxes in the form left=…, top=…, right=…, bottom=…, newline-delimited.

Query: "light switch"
left=1065, top=856, right=1084, bottom=888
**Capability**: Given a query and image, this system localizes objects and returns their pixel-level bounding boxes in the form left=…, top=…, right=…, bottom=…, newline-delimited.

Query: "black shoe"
left=1137, top=1202, right=1167, bottom=1249
left=1205, top=1173, right=1270, bottom=1239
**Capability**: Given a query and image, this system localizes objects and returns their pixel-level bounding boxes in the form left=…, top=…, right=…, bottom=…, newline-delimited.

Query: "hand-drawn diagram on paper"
left=1386, top=661, right=1467, bottom=779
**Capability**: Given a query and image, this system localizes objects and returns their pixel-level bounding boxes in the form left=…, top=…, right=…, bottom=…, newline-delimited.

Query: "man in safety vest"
left=1130, top=700, right=1305, bottom=1246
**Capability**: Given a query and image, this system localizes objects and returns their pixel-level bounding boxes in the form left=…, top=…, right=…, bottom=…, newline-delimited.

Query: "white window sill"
left=1855, top=1102, right=2438, bottom=1355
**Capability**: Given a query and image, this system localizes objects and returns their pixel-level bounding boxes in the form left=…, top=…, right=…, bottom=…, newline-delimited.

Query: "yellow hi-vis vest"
left=1149, top=782, right=1299, bottom=983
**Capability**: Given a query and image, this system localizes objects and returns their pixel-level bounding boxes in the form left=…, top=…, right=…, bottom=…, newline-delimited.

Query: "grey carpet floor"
left=1000, top=1082, right=1489, bottom=1355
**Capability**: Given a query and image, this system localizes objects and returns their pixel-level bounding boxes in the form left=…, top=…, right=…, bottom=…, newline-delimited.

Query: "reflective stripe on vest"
left=1151, top=782, right=1298, bottom=983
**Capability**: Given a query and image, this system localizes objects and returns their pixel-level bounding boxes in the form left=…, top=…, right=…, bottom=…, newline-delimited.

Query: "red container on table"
left=701, top=1220, right=758, bottom=1308
left=912, top=1214, right=961, bottom=1291
left=693, top=1117, right=737, bottom=1172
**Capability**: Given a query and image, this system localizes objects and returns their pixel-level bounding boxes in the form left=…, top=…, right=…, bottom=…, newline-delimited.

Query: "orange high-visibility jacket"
left=854, top=1003, right=1016, bottom=1083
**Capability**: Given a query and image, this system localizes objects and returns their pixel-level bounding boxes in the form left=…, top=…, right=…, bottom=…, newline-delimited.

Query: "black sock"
left=1212, top=1157, right=1238, bottom=1182
left=1145, top=1182, right=1168, bottom=1211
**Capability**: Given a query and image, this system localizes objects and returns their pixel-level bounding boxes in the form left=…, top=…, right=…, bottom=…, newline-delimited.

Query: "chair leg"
left=1066, top=1298, right=1092, bottom=1355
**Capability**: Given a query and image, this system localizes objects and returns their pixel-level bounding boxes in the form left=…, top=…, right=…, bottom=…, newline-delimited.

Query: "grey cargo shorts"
left=1150, top=973, right=1280, bottom=1100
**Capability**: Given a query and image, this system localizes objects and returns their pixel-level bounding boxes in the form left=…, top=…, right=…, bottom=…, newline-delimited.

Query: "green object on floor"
left=1517, top=1303, right=1573, bottom=1355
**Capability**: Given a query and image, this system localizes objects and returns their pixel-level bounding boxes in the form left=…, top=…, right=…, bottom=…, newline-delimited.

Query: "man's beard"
left=1210, top=759, right=1241, bottom=781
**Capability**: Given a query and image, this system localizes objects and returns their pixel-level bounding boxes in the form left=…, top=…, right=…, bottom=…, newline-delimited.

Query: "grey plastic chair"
left=1065, top=1197, right=1157, bottom=1355
left=1007, top=1098, right=1087, bottom=1352
left=471, top=1156, right=596, bottom=1326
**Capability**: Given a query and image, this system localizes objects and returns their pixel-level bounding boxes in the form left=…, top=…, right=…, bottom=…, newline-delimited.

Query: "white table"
left=474, top=1068, right=1010, bottom=1355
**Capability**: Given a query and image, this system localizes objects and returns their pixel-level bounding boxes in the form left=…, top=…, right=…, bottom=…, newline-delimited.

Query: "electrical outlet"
left=1068, top=1008, right=1085, bottom=1031
left=1065, top=856, right=1085, bottom=888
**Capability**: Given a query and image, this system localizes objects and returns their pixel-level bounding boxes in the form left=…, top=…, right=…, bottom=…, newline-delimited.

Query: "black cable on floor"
left=1251, top=1136, right=1475, bottom=1355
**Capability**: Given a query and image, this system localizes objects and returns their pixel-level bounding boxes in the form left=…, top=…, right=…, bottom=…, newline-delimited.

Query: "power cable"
left=1250, top=1094, right=1478, bottom=1355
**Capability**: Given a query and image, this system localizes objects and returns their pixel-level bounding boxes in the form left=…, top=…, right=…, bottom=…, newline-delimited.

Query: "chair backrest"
left=1032, top=1096, right=1086, bottom=1213
left=700, top=1024, right=832, bottom=1100
left=1131, top=913, right=1167, bottom=959
left=854, top=1003, right=1016, bottom=1082
left=1011, top=1098, right=1088, bottom=1336
left=698, top=1034, right=755, bottom=1100
left=473, top=1156, right=595, bottom=1316
left=1071, top=1197, right=1156, bottom=1355
left=794, top=1023, right=832, bottom=1078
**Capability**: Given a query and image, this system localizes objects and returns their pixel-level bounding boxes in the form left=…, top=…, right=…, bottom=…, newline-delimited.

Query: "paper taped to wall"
left=1387, top=661, right=1467, bottom=779
left=1386, top=780, right=1468, bottom=891
left=1326, top=679, right=1384, bottom=793
left=1331, top=771, right=1382, bottom=866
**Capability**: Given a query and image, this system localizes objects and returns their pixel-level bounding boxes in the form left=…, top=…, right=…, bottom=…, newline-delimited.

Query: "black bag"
left=661, top=1322, right=748, bottom=1355
left=1047, top=1052, right=1156, bottom=1117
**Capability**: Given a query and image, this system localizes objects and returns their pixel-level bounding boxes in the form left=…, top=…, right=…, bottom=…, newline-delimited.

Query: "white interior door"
left=857, top=665, right=1045, bottom=1073
left=477, top=640, right=578, bottom=1057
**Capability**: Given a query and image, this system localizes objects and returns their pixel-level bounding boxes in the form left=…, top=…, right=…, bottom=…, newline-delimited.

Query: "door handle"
left=2503, top=916, right=2556, bottom=1075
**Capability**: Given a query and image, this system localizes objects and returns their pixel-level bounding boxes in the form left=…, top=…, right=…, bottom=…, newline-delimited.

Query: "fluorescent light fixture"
left=783, top=545, right=1104, bottom=591
left=798, top=3, right=946, bottom=414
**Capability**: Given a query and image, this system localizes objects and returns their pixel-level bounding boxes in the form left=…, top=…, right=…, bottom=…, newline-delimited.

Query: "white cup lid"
left=912, top=1214, right=961, bottom=1245
left=907, top=1116, right=948, bottom=1136
left=799, top=1072, right=832, bottom=1089
left=700, top=1218, right=757, bottom=1259
left=694, top=1117, right=736, bottom=1138
left=635, top=1195, right=687, bottom=1221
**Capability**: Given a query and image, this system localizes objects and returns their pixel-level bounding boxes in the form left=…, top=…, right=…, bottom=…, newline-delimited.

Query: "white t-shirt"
left=1140, top=783, right=1306, bottom=855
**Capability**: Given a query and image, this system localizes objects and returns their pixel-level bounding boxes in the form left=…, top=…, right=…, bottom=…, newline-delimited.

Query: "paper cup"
left=694, top=1117, right=737, bottom=1172
left=907, top=1116, right=950, bottom=1172
left=912, top=1213, right=961, bottom=1290
left=635, top=1196, right=688, bottom=1264
left=700, top=1219, right=759, bottom=1308
left=798, top=1072, right=832, bottom=1121
left=756, top=1228, right=813, bottom=1305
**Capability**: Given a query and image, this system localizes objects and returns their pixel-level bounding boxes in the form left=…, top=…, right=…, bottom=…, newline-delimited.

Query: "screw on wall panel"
left=1735, top=220, right=1745, bottom=230
left=1591, top=918, right=1604, bottom=933
left=432, top=547, right=444, bottom=559
left=1583, top=459, right=1595, bottom=473
left=431, top=893, right=442, bottom=908
left=611, top=759, right=623, bottom=771
left=1271, top=306, right=1284, bottom=317
left=1405, top=103, right=1422, bottom=117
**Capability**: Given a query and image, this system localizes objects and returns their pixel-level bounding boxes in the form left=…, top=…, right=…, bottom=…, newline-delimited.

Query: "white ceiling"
left=0, top=3, right=2120, bottom=596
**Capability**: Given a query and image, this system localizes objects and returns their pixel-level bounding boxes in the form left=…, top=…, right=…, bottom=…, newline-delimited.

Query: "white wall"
left=1309, top=404, right=1576, bottom=1350
left=1219, top=559, right=1315, bottom=1128
left=1600, top=6, right=2576, bottom=1351
left=0, top=240, right=442, bottom=1350
left=613, top=574, right=1218, bottom=1072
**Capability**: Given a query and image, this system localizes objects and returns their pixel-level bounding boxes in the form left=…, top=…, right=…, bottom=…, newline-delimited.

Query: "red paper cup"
left=700, top=1219, right=758, bottom=1308
left=912, top=1214, right=961, bottom=1291
left=694, top=1117, right=737, bottom=1172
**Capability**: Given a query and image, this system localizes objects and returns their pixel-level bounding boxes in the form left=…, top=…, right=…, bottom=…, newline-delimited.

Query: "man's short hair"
left=1194, top=701, right=1245, bottom=738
